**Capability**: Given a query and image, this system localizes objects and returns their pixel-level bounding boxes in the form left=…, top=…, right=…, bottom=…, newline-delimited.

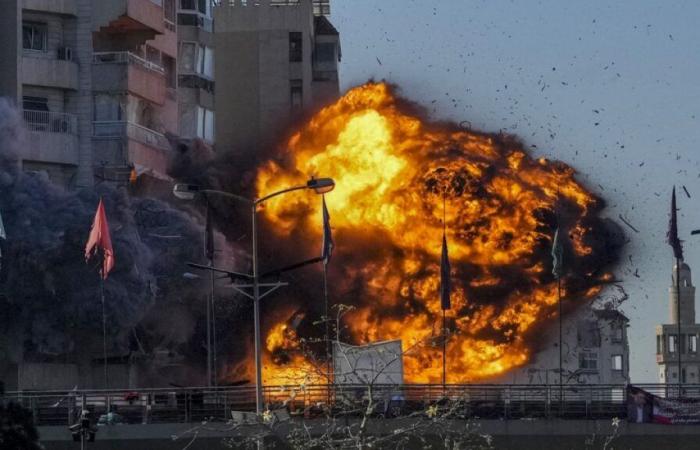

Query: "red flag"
left=85, top=198, right=115, bottom=279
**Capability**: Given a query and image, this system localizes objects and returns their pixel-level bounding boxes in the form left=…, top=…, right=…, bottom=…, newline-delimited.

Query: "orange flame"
left=254, top=82, right=615, bottom=383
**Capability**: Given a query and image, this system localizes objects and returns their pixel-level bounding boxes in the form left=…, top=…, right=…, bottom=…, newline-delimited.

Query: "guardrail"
left=93, top=51, right=165, bottom=75
left=4, top=384, right=690, bottom=426
left=23, top=110, right=77, bottom=135
left=93, top=121, right=170, bottom=150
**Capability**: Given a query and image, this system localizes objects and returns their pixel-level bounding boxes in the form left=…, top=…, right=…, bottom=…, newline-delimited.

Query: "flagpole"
left=324, top=260, right=331, bottom=403
left=442, top=191, right=447, bottom=390
left=322, top=194, right=332, bottom=404
left=558, top=274, right=563, bottom=409
left=100, top=272, right=108, bottom=389
left=210, top=258, right=217, bottom=387
left=677, top=256, right=682, bottom=396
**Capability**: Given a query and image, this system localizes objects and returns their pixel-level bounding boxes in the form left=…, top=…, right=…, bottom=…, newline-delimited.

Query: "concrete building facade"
left=655, top=262, right=700, bottom=384
left=213, top=0, right=340, bottom=156
left=176, top=0, right=216, bottom=146
left=0, top=0, right=179, bottom=187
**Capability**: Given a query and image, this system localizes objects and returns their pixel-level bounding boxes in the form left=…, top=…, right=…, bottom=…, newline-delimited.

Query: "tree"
left=0, top=383, right=43, bottom=450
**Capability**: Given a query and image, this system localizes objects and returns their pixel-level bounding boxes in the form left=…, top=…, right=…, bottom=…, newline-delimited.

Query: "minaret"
left=670, top=262, right=696, bottom=325
left=656, top=262, right=700, bottom=384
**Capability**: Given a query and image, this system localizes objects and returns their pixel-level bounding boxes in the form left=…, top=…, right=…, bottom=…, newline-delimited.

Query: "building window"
left=22, top=22, right=47, bottom=52
left=163, top=55, right=176, bottom=89
left=315, top=42, right=336, bottom=62
left=289, top=32, right=302, bottom=62
left=611, top=325, right=623, bottom=343
left=579, top=351, right=597, bottom=371
left=196, top=107, right=214, bottom=142
left=657, top=335, right=662, bottom=354
left=23, top=96, right=49, bottom=112
left=200, top=46, right=214, bottom=79
left=611, top=354, right=623, bottom=371
left=290, top=79, right=303, bottom=109
left=180, top=0, right=209, bottom=16
left=179, top=42, right=196, bottom=73
left=690, top=335, right=698, bottom=353
left=669, top=334, right=677, bottom=353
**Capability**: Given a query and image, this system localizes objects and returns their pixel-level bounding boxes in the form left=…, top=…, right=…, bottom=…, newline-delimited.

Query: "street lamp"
left=173, top=177, right=335, bottom=414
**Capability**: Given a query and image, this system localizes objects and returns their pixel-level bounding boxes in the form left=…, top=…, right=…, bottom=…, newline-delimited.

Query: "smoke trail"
left=0, top=101, right=232, bottom=384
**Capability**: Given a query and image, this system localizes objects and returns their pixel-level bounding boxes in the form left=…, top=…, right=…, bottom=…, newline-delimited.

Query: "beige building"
left=0, top=0, right=179, bottom=187
left=656, top=262, right=700, bottom=384
left=493, top=305, right=630, bottom=385
left=214, top=0, right=340, bottom=155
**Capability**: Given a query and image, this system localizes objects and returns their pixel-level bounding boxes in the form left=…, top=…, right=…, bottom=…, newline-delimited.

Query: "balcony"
left=23, top=0, right=76, bottom=15
left=92, top=52, right=166, bottom=105
left=22, top=55, right=78, bottom=90
left=22, top=110, right=79, bottom=166
left=93, top=121, right=170, bottom=178
left=93, top=121, right=169, bottom=149
left=93, top=0, right=165, bottom=35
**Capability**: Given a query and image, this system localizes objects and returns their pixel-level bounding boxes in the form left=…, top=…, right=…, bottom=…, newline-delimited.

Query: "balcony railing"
left=93, top=51, right=165, bottom=75
left=93, top=121, right=169, bottom=150
left=23, top=110, right=77, bottom=135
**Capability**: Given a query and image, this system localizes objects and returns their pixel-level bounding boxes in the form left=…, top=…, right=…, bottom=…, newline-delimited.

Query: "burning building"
left=246, top=81, right=624, bottom=385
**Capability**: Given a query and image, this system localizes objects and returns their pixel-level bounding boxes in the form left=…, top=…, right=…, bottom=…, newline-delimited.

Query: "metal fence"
left=23, top=110, right=78, bottom=135
left=4, top=384, right=687, bottom=426
left=93, top=51, right=165, bottom=75
left=93, top=121, right=170, bottom=150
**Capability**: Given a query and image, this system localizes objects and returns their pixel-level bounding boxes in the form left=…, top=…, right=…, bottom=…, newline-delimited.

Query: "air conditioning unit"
left=57, top=47, right=73, bottom=61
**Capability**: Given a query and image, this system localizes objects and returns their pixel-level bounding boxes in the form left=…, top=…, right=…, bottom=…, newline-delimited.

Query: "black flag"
left=440, top=233, right=451, bottom=310
left=551, top=227, right=564, bottom=279
left=667, top=187, right=684, bottom=260
left=204, top=202, right=214, bottom=261
left=321, top=196, right=333, bottom=265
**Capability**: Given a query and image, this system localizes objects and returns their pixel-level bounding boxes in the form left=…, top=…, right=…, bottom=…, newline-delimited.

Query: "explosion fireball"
left=255, top=82, right=622, bottom=384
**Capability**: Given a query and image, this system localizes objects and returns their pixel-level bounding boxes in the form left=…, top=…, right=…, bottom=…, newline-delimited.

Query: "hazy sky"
left=331, top=0, right=700, bottom=382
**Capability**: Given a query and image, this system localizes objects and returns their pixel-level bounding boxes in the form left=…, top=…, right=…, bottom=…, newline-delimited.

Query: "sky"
left=331, top=0, right=700, bottom=383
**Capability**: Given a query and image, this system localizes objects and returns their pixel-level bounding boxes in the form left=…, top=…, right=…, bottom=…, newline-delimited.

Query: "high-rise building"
left=0, top=0, right=179, bottom=187
left=176, top=0, right=216, bottom=146
left=213, top=0, right=340, bottom=155
left=656, top=262, right=700, bottom=384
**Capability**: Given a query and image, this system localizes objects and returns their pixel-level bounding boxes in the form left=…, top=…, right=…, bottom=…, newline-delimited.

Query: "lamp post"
left=173, top=177, right=335, bottom=414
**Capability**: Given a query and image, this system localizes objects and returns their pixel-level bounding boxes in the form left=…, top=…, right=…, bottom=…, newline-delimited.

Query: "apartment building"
left=492, top=305, right=630, bottom=385
left=176, top=0, right=215, bottom=145
left=0, top=0, right=178, bottom=187
left=214, top=0, right=340, bottom=155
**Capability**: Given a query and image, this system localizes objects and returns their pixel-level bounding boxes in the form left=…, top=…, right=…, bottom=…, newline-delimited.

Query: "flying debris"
left=254, top=82, right=624, bottom=384
left=618, top=215, right=639, bottom=233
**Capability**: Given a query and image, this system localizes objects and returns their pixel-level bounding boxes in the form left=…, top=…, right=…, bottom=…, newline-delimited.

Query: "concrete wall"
left=23, top=0, right=77, bottom=16
left=22, top=56, right=79, bottom=91
left=92, top=63, right=166, bottom=106
left=24, top=130, right=79, bottom=165
left=35, top=419, right=700, bottom=450
left=214, top=0, right=317, bottom=154
left=17, top=362, right=132, bottom=390
left=0, top=1, right=22, bottom=103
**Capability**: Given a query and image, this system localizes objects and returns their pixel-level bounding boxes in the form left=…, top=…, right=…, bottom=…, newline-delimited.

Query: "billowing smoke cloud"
left=173, top=82, right=626, bottom=383
left=0, top=101, right=232, bottom=384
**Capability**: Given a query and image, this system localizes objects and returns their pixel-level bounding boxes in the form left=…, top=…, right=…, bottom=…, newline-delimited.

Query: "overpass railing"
left=1, top=384, right=689, bottom=426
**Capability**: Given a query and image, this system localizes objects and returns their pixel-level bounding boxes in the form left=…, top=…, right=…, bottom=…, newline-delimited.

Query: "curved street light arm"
left=199, top=189, right=253, bottom=205
left=254, top=184, right=308, bottom=205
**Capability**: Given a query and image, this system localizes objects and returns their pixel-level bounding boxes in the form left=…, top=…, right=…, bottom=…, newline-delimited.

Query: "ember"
left=252, top=82, right=622, bottom=384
